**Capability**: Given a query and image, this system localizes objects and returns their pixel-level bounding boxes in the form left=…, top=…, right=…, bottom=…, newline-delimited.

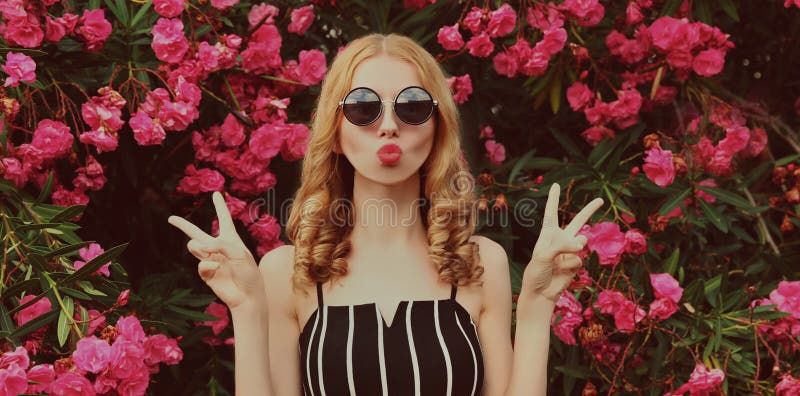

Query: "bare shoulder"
left=258, top=243, right=295, bottom=276
left=468, top=235, right=511, bottom=312
left=258, top=244, right=297, bottom=318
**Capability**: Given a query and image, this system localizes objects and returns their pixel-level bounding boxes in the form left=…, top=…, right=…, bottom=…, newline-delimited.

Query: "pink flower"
left=642, top=148, right=675, bottom=187
left=143, top=334, right=184, bottom=365
left=623, top=229, right=647, bottom=254
left=76, top=9, right=112, bottom=51
left=466, top=32, right=494, bottom=58
left=79, top=129, right=120, bottom=153
left=769, top=281, right=800, bottom=319
left=249, top=124, right=283, bottom=160
left=296, top=49, right=327, bottom=85
left=72, top=336, right=112, bottom=374
left=241, top=25, right=283, bottom=74
left=626, top=2, right=644, bottom=24
left=117, top=289, right=130, bottom=307
left=692, top=48, right=725, bottom=77
left=583, top=222, right=626, bottom=267
left=537, top=26, right=567, bottom=56
left=567, top=81, right=594, bottom=111
left=14, top=295, right=52, bottom=327
left=116, top=315, right=146, bottom=343
left=153, top=0, right=184, bottom=17
left=50, top=371, right=96, bottom=396
left=437, top=24, right=464, bottom=51
left=484, top=139, right=506, bottom=165
left=615, top=300, right=646, bottom=332
left=463, top=7, right=485, bottom=34
left=196, top=41, right=221, bottom=71
left=0, top=346, right=30, bottom=370
left=210, top=0, right=239, bottom=10
left=176, top=165, right=225, bottom=195
left=447, top=74, right=473, bottom=104
left=649, top=297, right=679, bottom=321
left=551, top=293, right=583, bottom=345
left=0, top=363, right=28, bottom=396
left=581, top=125, right=615, bottom=147
left=776, top=374, right=800, bottom=395
left=75, top=309, right=106, bottom=335
left=73, top=242, right=111, bottom=277
left=280, top=123, right=311, bottom=162
left=31, top=119, right=73, bottom=160
left=45, top=14, right=78, bottom=43
left=650, top=273, right=683, bottom=303
left=486, top=3, right=517, bottom=38
left=248, top=3, right=279, bottom=27
left=3, top=14, right=45, bottom=48
left=3, top=52, right=36, bottom=87
left=667, top=363, right=725, bottom=395
left=742, top=127, right=767, bottom=158
left=492, top=51, right=518, bottom=77
left=288, top=5, right=315, bottom=35
left=151, top=18, right=189, bottom=64
left=562, top=0, right=605, bottom=27
left=117, top=369, right=149, bottom=395
left=200, top=302, right=230, bottom=336
left=130, top=110, right=166, bottom=146
left=26, top=364, right=55, bottom=394
left=108, top=339, right=146, bottom=379
left=402, top=0, right=434, bottom=9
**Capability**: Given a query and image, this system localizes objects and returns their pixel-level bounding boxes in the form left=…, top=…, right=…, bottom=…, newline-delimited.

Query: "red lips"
left=377, top=143, right=402, bottom=165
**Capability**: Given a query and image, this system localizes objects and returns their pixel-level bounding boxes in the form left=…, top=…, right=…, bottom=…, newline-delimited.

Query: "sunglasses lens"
left=342, top=88, right=381, bottom=126
left=395, top=87, right=434, bottom=125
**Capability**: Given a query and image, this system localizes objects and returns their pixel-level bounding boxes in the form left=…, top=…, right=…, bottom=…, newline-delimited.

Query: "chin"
left=357, top=163, right=422, bottom=186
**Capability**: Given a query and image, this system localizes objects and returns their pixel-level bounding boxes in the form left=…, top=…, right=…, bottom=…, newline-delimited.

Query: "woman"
left=168, top=33, right=603, bottom=396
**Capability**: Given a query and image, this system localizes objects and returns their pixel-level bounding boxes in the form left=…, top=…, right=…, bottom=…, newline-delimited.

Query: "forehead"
left=349, top=54, right=423, bottom=98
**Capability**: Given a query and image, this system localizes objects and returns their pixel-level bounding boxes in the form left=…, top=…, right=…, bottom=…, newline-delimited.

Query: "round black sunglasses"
left=338, top=86, right=438, bottom=126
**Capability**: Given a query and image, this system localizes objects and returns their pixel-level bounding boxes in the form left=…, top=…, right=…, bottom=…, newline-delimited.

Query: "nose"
left=377, top=101, right=399, bottom=138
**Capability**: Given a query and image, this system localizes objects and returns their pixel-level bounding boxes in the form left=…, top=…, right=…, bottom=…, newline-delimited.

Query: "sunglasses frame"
left=338, top=85, right=438, bottom=126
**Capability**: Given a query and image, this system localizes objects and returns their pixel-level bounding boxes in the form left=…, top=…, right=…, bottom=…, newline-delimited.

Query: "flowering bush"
left=1, top=0, right=799, bottom=394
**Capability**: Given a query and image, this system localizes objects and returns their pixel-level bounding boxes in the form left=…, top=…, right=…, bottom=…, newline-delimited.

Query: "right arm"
left=259, top=244, right=303, bottom=396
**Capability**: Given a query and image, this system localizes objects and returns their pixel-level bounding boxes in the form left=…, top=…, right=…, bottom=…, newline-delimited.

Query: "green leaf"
left=548, top=127, right=584, bottom=161
left=663, top=248, right=680, bottom=275
left=775, top=153, right=800, bottom=166
left=16, top=222, right=66, bottom=233
left=57, top=296, right=74, bottom=347
left=77, top=281, right=108, bottom=297
left=130, top=0, right=152, bottom=28
left=698, top=199, right=728, bottom=233
left=36, top=171, right=54, bottom=204
left=0, top=302, right=18, bottom=345
left=61, top=243, right=128, bottom=284
left=44, top=242, right=93, bottom=259
left=0, top=279, right=39, bottom=303
left=704, top=275, right=722, bottom=308
left=60, top=287, right=93, bottom=301
left=549, top=74, right=562, bottom=114
left=10, top=309, right=58, bottom=339
left=165, top=305, right=221, bottom=322
left=508, top=150, right=536, bottom=184
left=660, top=0, right=682, bottom=16
left=50, top=205, right=87, bottom=223
left=718, top=0, right=739, bottom=21
left=698, top=187, right=752, bottom=211
left=658, top=188, right=691, bottom=216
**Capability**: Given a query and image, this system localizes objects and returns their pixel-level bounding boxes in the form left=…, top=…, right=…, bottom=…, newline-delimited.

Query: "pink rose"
left=109, top=339, right=146, bottom=379
left=288, top=5, right=315, bottom=35
left=447, top=74, right=473, bottom=104
left=669, top=363, right=724, bottom=395
left=615, top=300, right=646, bottom=332
left=551, top=293, right=583, bottom=345
left=151, top=18, right=189, bottom=64
left=280, top=123, right=311, bottom=162
left=642, top=148, right=675, bottom=187
left=581, top=125, right=615, bottom=147
left=76, top=9, right=113, bottom=51
left=650, top=273, right=683, bottom=303
left=153, top=0, right=184, bottom=17
left=50, top=371, right=96, bottom=396
left=437, top=24, right=464, bottom=51
left=26, top=364, right=55, bottom=394
left=0, top=347, right=30, bottom=370
left=0, top=363, right=28, bottom=396
left=692, top=48, right=725, bottom=77
left=143, top=334, right=184, bottom=365
left=249, top=124, right=283, bottom=161
left=486, top=3, right=517, bottom=38
left=567, top=81, right=593, bottom=111
left=484, top=139, right=506, bottom=165
left=296, top=49, right=327, bottom=85
left=583, top=222, right=626, bottom=266
left=466, top=32, right=494, bottom=58
left=648, top=298, right=679, bottom=321
left=210, top=0, right=239, bottom=11
left=73, top=242, right=111, bottom=277
left=116, top=315, right=146, bottom=343
left=626, top=2, right=644, bottom=24
left=14, top=295, right=52, bottom=327
left=776, top=374, right=800, bottom=395
left=200, top=301, right=230, bottom=336
left=31, top=119, right=73, bottom=160
left=769, top=281, right=800, bottom=319
left=463, top=7, right=485, bottom=34
left=742, top=126, right=767, bottom=158
left=130, top=110, right=167, bottom=146
left=248, top=3, right=279, bottom=27
left=72, top=336, right=112, bottom=374
left=3, top=52, right=36, bottom=87
left=3, top=14, right=45, bottom=48
left=196, top=41, right=221, bottom=71
left=623, top=229, right=647, bottom=254
left=117, top=368, right=149, bottom=396
left=492, top=51, right=518, bottom=77
left=537, top=26, right=567, bottom=56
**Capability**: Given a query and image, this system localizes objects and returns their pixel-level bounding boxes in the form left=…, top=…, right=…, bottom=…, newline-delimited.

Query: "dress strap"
left=316, top=281, right=324, bottom=307
left=450, top=283, right=457, bottom=300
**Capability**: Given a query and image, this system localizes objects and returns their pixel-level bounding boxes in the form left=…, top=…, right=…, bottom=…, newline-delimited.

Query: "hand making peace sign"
left=168, top=191, right=263, bottom=310
left=523, top=183, right=604, bottom=302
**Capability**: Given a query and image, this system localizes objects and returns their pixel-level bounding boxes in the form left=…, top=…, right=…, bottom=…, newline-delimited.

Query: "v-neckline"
left=375, top=300, right=407, bottom=329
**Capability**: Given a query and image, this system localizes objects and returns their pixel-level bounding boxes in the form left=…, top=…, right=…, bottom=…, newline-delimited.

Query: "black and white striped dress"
left=299, top=282, right=484, bottom=396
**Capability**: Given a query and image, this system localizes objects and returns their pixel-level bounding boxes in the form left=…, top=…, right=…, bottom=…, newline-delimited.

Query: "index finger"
left=212, top=191, right=236, bottom=236
left=542, top=183, right=560, bottom=230
left=564, top=197, right=604, bottom=236
left=168, top=215, right=213, bottom=242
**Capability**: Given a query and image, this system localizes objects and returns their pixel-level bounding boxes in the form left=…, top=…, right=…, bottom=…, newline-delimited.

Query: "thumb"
left=198, top=260, right=220, bottom=282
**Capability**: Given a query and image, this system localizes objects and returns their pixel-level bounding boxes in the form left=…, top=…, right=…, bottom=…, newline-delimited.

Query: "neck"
left=348, top=170, right=428, bottom=251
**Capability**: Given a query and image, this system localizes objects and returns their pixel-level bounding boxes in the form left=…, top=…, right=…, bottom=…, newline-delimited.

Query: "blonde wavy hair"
left=286, top=33, right=484, bottom=292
